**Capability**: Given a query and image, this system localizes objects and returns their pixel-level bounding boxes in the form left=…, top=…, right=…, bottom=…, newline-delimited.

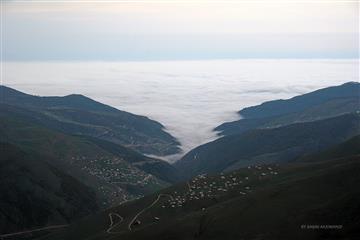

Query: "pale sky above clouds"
left=2, top=0, right=359, bottom=60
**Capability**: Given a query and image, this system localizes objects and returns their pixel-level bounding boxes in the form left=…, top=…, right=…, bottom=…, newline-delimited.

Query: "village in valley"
left=162, top=165, right=279, bottom=210
left=127, top=164, right=280, bottom=230
left=61, top=154, right=282, bottom=232
left=69, top=154, right=163, bottom=206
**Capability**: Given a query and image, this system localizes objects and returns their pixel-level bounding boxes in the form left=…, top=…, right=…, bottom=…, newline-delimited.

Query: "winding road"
left=105, top=193, right=174, bottom=234
left=128, top=193, right=173, bottom=231
left=0, top=225, right=68, bottom=239
left=106, top=213, right=124, bottom=234
left=106, top=181, right=191, bottom=234
left=1, top=182, right=189, bottom=238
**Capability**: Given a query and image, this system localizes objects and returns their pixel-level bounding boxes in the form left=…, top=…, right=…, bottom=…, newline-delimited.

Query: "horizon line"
left=3, top=57, right=359, bottom=63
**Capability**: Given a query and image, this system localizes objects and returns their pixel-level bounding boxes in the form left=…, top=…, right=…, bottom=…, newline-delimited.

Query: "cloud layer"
left=4, top=59, right=359, bottom=162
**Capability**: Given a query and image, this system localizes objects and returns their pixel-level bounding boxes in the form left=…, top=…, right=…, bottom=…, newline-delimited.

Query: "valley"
left=3, top=2, right=359, bottom=239
left=1, top=82, right=359, bottom=240
left=38, top=153, right=360, bottom=240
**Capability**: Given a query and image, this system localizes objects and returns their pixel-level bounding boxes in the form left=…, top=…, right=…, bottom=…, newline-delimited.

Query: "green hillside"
left=239, top=81, right=359, bottom=119
left=39, top=152, right=360, bottom=240
left=216, top=82, right=360, bottom=136
left=0, top=89, right=184, bottom=238
left=2, top=82, right=359, bottom=240
left=298, top=135, right=360, bottom=162
left=0, top=143, right=98, bottom=235
left=85, top=137, right=182, bottom=183
left=0, top=104, right=177, bottom=200
left=176, top=113, right=360, bottom=178
left=0, top=86, right=180, bottom=156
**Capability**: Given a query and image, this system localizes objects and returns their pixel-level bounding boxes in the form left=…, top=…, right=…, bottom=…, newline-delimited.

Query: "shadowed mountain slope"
left=0, top=103, right=182, bottom=207
left=39, top=152, right=360, bottom=240
left=216, top=82, right=360, bottom=136
left=176, top=113, right=360, bottom=178
left=239, top=81, right=359, bottom=119
left=0, top=142, right=98, bottom=235
left=0, top=86, right=180, bottom=156
left=0, top=88, right=185, bottom=237
left=298, top=135, right=360, bottom=163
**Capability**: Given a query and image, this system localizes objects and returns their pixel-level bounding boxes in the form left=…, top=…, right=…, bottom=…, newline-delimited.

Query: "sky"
left=1, top=0, right=359, bottom=60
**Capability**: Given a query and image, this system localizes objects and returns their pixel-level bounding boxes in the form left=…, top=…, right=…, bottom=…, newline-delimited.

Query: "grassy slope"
left=41, top=154, right=360, bottom=240
left=0, top=105, right=174, bottom=207
left=177, top=113, right=360, bottom=178
left=216, top=97, right=359, bottom=136
left=0, top=86, right=180, bottom=155
left=0, top=143, right=98, bottom=235
left=0, top=103, right=181, bottom=182
left=298, top=135, right=360, bottom=162
left=85, top=137, right=182, bottom=183
left=239, top=81, right=360, bottom=119
left=215, top=82, right=360, bottom=137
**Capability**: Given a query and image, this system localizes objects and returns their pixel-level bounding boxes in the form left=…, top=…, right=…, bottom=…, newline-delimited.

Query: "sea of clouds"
left=4, top=59, right=358, bottom=162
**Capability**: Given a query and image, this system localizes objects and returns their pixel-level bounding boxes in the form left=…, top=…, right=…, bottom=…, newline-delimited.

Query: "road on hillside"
left=0, top=225, right=68, bottom=239
left=128, top=193, right=174, bottom=231
left=107, top=213, right=124, bottom=234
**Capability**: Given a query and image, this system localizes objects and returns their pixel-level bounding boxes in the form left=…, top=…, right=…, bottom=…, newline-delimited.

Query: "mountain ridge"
left=0, top=85, right=181, bottom=156
left=176, top=112, right=360, bottom=178
left=239, top=81, right=360, bottom=119
left=215, top=82, right=360, bottom=136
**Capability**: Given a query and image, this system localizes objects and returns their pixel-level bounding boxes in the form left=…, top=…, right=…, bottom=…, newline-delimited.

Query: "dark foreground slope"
left=216, top=82, right=360, bottom=136
left=39, top=150, right=360, bottom=240
left=298, top=135, right=360, bottom=162
left=0, top=143, right=98, bottom=235
left=176, top=113, right=360, bottom=178
left=0, top=86, right=180, bottom=156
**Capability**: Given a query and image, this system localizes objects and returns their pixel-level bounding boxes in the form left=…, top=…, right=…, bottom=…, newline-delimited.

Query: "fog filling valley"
left=4, top=59, right=358, bottom=162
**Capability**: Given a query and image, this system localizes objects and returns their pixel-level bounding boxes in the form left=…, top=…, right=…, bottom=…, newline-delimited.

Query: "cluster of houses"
left=161, top=165, right=279, bottom=209
left=124, top=165, right=281, bottom=228
left=71, top=155, right=157, bottom=186
left=97, top=185, right=128, bottom=206
left=251, top=165, right=279, bottom=177
left=70, top=154, right=160, bottom=205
